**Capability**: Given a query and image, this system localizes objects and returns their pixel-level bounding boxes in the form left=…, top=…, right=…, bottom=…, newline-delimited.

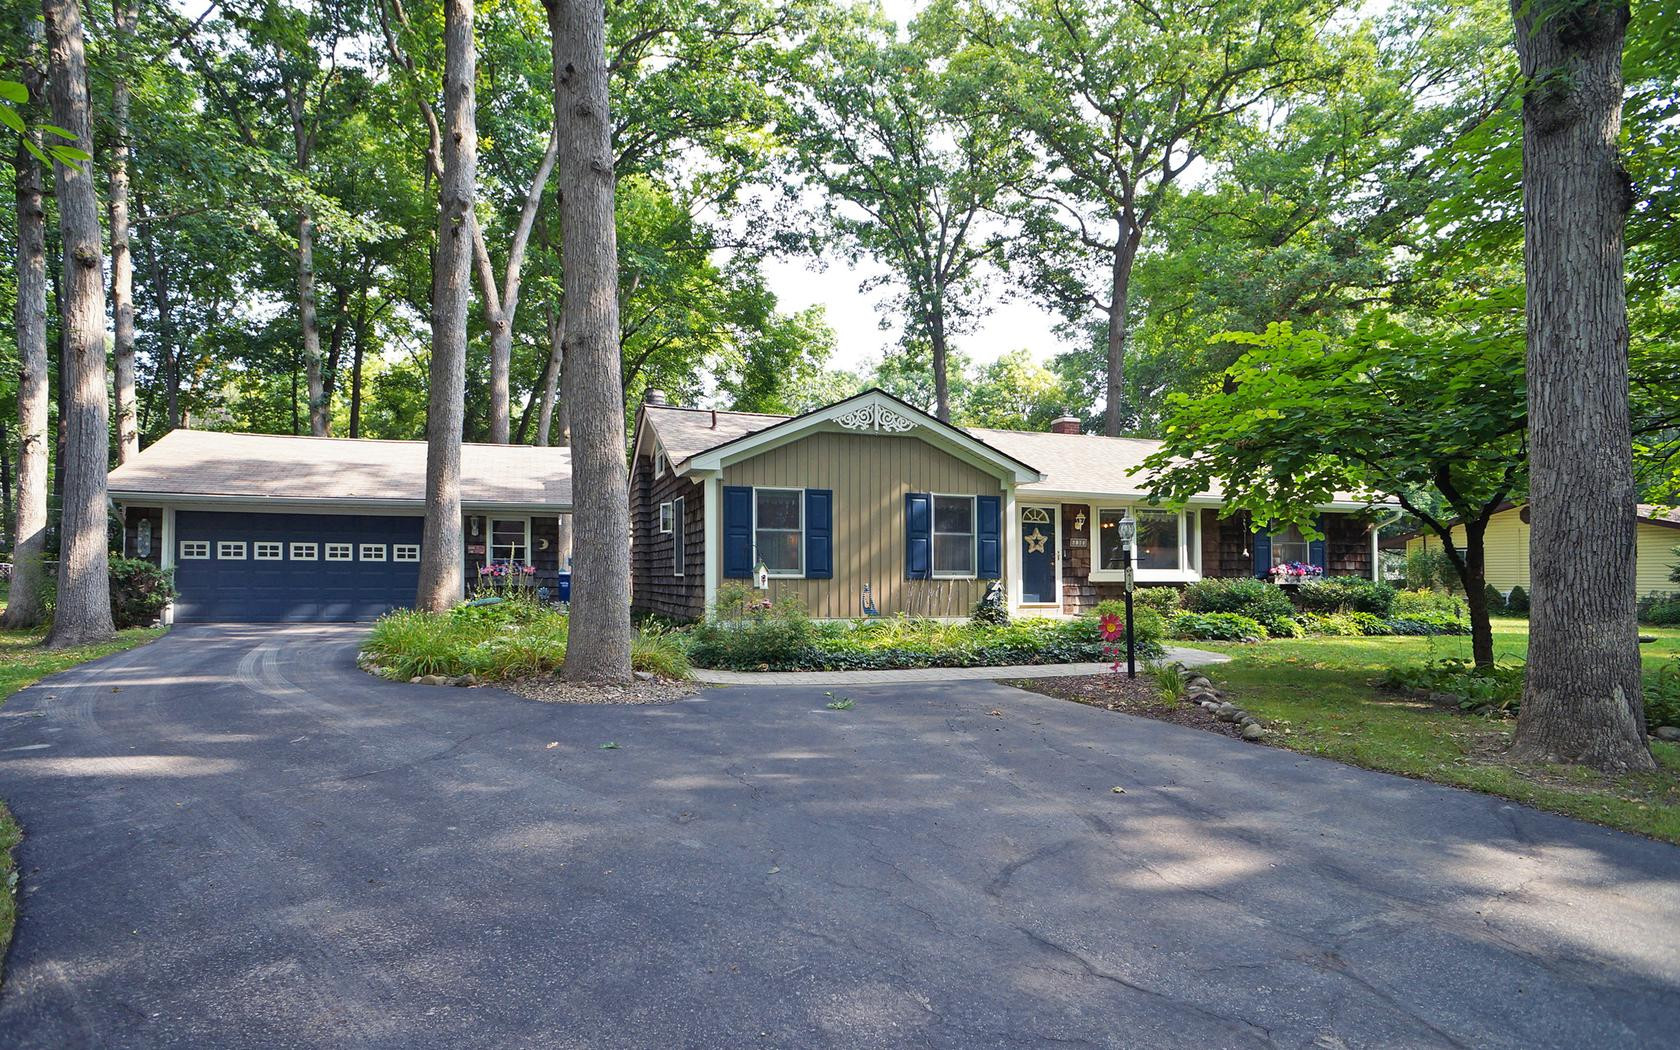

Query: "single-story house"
left=108, top=430, right=573, bottom=623
left=1405, top=503, right=1680, bottom=598
left=630, top=388, right=1381, bottom=622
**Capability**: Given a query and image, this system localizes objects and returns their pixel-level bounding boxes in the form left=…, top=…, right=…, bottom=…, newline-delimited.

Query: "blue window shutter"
left=806, top=489, right=833, bottom=579
left=723, top=486, right=753, bottom=578
left=976, top=495, right=1001, bottom=579
left=1252, top=525, right=1271, bottom=578
left=1309, top=514, right=1328, bottom=571
left=905, top=492, right=931, bottom=580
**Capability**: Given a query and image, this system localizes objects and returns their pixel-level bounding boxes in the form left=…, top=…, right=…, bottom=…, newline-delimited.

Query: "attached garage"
left=108, top=430, right=573, bottom=624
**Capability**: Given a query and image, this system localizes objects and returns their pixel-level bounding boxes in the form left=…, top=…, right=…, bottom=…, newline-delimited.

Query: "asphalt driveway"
left=1, top=625, right=1677, bottom=1049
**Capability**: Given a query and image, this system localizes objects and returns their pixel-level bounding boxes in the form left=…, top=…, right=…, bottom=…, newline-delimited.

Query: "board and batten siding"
left=721, top=429, right=1008, bottom=619
left=1406, top=506, right=1679, bottom=596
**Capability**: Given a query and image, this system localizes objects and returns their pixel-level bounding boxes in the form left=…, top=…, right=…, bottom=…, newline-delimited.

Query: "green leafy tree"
left=1144, top=316, right=1525, bottom=669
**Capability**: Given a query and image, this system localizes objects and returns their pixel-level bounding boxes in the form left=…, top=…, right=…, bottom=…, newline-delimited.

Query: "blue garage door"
left=173, top=510, right=425, bottom=623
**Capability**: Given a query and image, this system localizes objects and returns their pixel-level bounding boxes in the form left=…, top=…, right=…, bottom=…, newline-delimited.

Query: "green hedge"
left=1295, top=576, right=1397, bottom=616
left=1181, top=578, right=1297, bottom=634
left=1169, top=611, right=1268, bottom=642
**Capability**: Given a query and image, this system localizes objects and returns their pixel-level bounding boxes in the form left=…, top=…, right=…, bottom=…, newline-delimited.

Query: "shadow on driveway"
left=0, top=624, right=1676, bottom=1048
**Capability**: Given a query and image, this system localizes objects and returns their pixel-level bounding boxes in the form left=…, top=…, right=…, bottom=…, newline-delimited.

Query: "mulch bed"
left=1009, top=673, right=1246, bottom=739
left=504, top=674, right=699, bottom=705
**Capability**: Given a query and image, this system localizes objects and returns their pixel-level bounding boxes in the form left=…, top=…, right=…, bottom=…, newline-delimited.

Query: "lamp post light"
left=1117, top=516, right=1137, bottom=679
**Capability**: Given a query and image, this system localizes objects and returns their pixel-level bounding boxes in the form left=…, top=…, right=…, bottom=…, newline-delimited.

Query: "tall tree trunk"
left=928, top=302, right=950, bottom=423
left=1, top=420, right=11, bottom=549
left=549, top=0, right=630, bottom=683
left=1102, top=224, right=1138, bottom=437
left=41, top=0, right=114, bottom=648
left=416, top=0, right=476, bottom=612
left=2, top=134, right=50, bottom=629
left=349, top=284, right=370, bottom=439
left=108, top=0, right=138, bottom=463
left=1454, top=519, right=1495, bottom=670
left=534, top=303, right=564, bottom=446
left=138, top=205, right=180, bottom=428
left=1509, top=0, right=1650, bottom=771
left=284, top=81, right=327, bottom=436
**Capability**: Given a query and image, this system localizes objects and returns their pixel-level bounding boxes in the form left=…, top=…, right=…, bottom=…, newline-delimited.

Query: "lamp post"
left=1118, top=516, right=1137, bottom=679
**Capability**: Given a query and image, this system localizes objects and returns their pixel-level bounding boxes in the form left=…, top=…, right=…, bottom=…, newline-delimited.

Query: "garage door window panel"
left=394, top=544, right=420, bottom=562
left=291, top=542, right=319, bottom=561
left=360, top=544, right=388, bottom=561
left=326, top=543, right=353, bottom=561
left=254, top=542, right=284, bottom=561
left=217, top=541, right=247, bottom=560
left=180, top=540, right=210, bottom=560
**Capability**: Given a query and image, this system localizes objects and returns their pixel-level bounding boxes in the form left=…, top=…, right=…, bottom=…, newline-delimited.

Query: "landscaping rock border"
left=1173, top=663, right=1268, bottom=742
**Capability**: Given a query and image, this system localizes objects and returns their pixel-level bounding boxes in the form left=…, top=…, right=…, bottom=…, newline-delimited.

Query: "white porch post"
left=1371, top=521, right=1381, bottom=582
left=1004, top=482, right=1021, bottom=615
left=161, top=506, right=176, bottom=625
left=703, top=473, right=721, bottom=619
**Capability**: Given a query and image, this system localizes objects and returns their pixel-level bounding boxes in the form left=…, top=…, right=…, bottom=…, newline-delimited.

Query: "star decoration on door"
left=1025, top=528, right=1048, bottom=554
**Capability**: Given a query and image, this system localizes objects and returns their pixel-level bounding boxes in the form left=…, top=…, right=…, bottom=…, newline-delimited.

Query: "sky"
left=757, top=0, right=1075, bottom=377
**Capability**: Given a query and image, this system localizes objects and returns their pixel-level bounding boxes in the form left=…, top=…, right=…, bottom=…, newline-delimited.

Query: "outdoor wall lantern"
left=1073, top=510, right=1086, bottom=532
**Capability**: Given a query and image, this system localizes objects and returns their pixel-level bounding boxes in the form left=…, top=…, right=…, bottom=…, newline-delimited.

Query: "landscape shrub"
left=1638, top=592, right=1680, bottom=627
left=1380, top=659, right=1523, bottom=712
left=1296, top=611, right=1389, bottom=637
left=363, top=596, right=692, bottom=681
left=1131, top=587, right=1182, bottom=616
left=1483, top=582, right=1508, bottom=615
left=1404, top=546, right=1458, bottom=592
left=1295, top=576, right=1397, bottom=617
left=1504, top=585, right=1530, bottom=614
left=1180, top=577, right=1296, bottom=634
left=688, top=583, right=815, bottom=670
left=1384, top=612, right=1472, bottom=636
left=1090, top=601, right=1167, bottom=649
left=1647, top=658, right=1680, bottom=730
left=1392, top=589, right=1464, bottom=617
left=108, top=557, right=176, bottom=628
left=1167, top=611, right=1268, bottom=642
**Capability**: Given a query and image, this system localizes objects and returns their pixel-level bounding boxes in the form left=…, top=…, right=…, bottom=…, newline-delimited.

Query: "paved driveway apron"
left=0, top=625, right=1676, bottom=1049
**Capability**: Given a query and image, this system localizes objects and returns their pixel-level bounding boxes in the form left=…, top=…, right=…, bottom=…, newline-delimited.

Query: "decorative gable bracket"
left=833, top=403, right=915, bottom=433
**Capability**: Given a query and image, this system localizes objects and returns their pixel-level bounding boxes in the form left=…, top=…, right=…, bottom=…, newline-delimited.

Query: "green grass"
left=362, top=600, right=690, bottom=681
left=1189, top=622, right=1680, bottom=842
left=0, top=624, right=165, bottom=985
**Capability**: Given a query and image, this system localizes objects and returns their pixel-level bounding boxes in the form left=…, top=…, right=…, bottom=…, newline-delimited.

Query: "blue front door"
left=1021, top=506, right=1057, bottom=605
left=173, top=510, right=425, bottom=623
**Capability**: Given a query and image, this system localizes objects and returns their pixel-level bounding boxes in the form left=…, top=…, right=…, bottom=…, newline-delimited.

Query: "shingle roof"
left=640, top=402, right=1376, bottom=506
left=968, top=427, right=1224, bottom=500
left=642, top=404, right=790, bottom=465
left=107, top=429, right=572, bottom=508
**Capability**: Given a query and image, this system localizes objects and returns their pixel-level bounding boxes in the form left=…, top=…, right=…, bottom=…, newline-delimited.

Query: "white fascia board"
left=109, top=491, right=573, bottom=515
left=1020, top=489, right=1388, bottom=514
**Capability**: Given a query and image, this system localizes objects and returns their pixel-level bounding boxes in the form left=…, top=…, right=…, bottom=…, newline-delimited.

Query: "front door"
left=1021, top=506, right=1057, bottom=605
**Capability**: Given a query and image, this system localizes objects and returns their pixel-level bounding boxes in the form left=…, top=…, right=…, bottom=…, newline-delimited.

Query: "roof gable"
left=675, top=389, right=1044, bottom=484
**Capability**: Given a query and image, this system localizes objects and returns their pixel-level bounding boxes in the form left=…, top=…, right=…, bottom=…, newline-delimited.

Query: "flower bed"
left=687, top=588, right=1166, bottom=672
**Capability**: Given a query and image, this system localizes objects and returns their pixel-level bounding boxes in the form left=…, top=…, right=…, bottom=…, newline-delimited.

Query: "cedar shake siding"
left=721, top=430, right=1007, bottom=620
left=631, top=454, right=705, bottom=621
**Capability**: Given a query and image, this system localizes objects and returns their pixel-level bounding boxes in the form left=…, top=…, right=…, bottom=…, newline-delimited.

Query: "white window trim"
left=254, top=541, right=284, bottom=561
left=488, top=517, right=533, bottom=566
left=931, top=493, right=977, bottom=580
left=290, top=542, right=319, bottom=561
left=1088, top=504, right=1201, bottom=584
left=753, top=486, right=805, bottom=578
left=393, top=544, right=420, bottom=562
left=654, top=450, right=668, bottom=478
left=1018, top=504, right=1061, bottom=606
left=325, top=542, right=354, bottom=562
left=360, top=543, right=388, bottom=562
left=217, top=541, right=247, bottom=561
left=179, top=539, right=210, bottom=560
left=672, top=496, right=685, bottom=577
left=659, top=501, right=673, bottom=534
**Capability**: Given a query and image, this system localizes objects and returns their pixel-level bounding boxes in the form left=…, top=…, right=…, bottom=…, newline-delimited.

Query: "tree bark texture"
left=2, top=137, right=51, bottom=629
left=535, top=303, right=564, bottom=446
left=285, top=82, right=328, bottom=436
left=41, top=0, right=115, bottom=647
left=929, top=305, right=950, bottom=423
left=108, top=0, right=139, bottom=463
left=416, top=0, right=476, bottom=612
left=1508, top=0, right=1651, bottom=772
left=1102, top=221, right=1140, bottom=437
left=138, top=207, right=180, bottom=428
left=549, top=0, right=631, bottom=683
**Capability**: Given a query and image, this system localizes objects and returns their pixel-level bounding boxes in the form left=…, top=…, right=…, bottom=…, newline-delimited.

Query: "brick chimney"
left=1049, top=415, right=1081, bottom=435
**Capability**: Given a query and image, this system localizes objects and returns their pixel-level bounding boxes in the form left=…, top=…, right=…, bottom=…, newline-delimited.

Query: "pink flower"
left=1099, top=612, right=1124, bottom=641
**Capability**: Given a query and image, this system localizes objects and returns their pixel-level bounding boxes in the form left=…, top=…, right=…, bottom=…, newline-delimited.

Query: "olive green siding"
left=1408, top=507, right=1679, bottom=596
left=721, top=429, right=1009, bottom=619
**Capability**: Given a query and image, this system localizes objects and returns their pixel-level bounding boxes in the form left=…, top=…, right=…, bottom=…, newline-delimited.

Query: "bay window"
left=754, top=488, right=803, bottom=575
left=1134, top=509, right=1181, bottom=570
left=932, top=495, right=975, bottom=577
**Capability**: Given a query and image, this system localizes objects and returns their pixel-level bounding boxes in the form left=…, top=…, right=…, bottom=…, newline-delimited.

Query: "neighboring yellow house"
left=1406, top=504, right=1680, bottom=597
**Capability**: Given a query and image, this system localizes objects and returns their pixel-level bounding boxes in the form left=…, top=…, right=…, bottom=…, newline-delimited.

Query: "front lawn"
left=1, top=624, right=166, bottom=984
left=1185, top=622, right=1680, bottom=842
